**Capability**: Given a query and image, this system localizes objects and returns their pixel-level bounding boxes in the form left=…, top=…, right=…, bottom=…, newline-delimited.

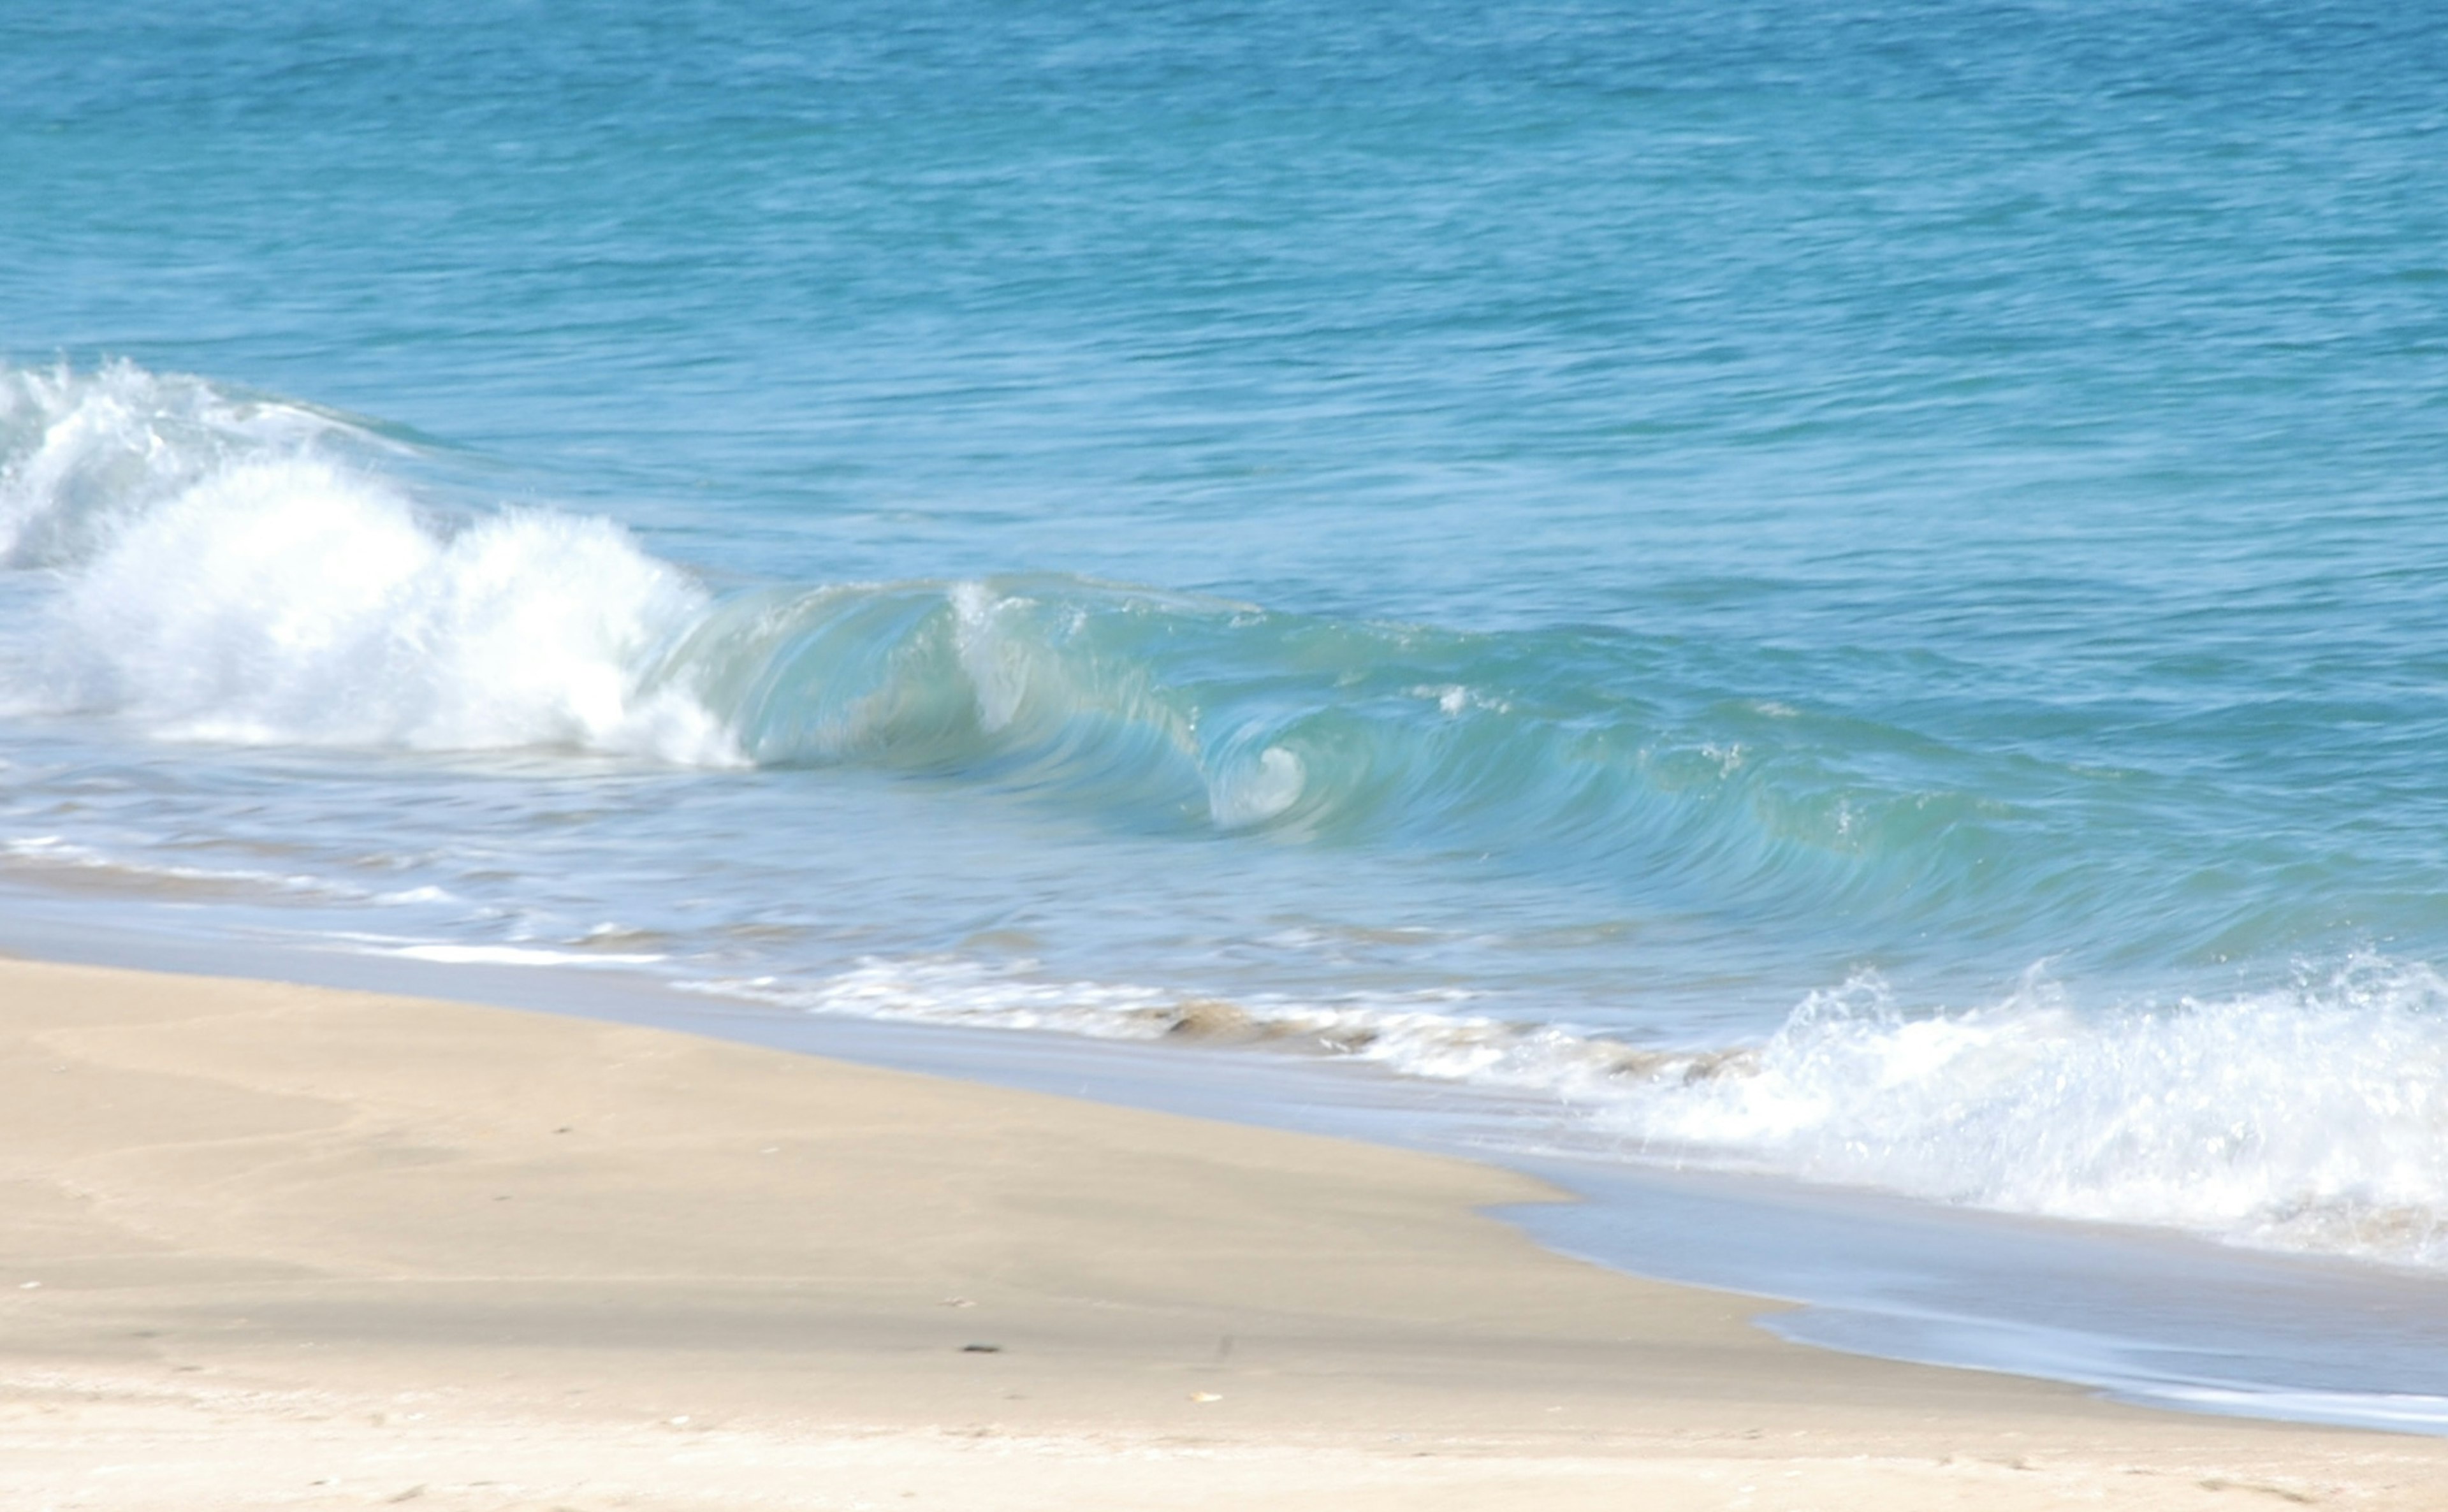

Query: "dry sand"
left=3, top=955, right=2445, bottom=1510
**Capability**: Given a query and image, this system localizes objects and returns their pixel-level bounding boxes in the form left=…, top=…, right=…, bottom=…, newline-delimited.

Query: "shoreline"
left=6, top=954, right=2447, bottom=1509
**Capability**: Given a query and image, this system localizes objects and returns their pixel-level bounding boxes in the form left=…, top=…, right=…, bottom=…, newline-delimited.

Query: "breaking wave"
left=0, top=361, right=2004, bottom=898
left=3, top=360, right=2434, bottom=966
left=1605, top=958, right=2448, bottom=1267
left=2, top=362, right=730, bottom=759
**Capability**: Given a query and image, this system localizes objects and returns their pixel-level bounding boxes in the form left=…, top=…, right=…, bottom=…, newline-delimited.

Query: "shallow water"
left=7, top=0, right=2448, bottom=1424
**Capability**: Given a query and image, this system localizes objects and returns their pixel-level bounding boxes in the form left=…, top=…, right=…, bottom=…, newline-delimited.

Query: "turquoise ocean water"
left=8, top=0, right=2448, bottom=1416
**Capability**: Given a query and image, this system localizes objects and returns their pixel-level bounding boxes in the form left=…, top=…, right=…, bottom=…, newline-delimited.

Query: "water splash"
left=4, top=363, right=730, bottom=759
left=1602, top=959, right=2448, bottom=1266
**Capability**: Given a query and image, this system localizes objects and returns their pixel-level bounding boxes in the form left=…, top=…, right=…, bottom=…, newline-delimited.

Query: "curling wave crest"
left=10, top=359, right=2299, bottom=979
left=1, top=362, right=1904, bottom=869
left=687, top=953, right=2448, bottom=1268
left=0, top=364, right=1355, bottom=832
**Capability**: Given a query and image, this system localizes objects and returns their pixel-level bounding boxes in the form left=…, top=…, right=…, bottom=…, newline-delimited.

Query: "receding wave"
left=683, top=952, right=2448, bottom=1270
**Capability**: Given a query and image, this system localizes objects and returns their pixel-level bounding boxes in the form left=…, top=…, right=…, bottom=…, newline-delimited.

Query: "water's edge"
left=11, top=898, right=2448, bottom=1439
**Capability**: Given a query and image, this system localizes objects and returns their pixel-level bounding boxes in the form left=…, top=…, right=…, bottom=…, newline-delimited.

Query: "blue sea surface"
left=6, top=0, right=2448, bottom=1421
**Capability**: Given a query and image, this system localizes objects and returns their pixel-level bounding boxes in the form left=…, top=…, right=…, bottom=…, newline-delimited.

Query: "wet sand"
left=4, top=956, right=2444, bottom=1510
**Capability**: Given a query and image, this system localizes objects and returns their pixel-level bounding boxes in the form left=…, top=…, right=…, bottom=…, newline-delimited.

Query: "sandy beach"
left=1, top=956, right=2442, bottom=1511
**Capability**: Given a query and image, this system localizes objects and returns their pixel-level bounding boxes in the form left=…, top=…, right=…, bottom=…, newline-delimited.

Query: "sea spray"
left=1, top=361, right=344, bottom=569
left=1595, top=959, right=2448, bottom=1265
left=53, top=462, right=731, bottom=757
left=3, top=364, right=730, bottom=759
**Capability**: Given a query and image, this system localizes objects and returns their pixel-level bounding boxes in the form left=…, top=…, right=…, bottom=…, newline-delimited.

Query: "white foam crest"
left=47, top=457, right=734, bottom=759
left=1, top=361, right=350, bottom=567
left=1597, top=960, right=2448, bottom=1266
left=4, top=363, right=737, bottom=762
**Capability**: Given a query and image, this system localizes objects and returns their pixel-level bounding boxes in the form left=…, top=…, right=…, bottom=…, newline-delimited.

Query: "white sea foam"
left=688, top=952, right=2448, bottom=1268
left=2, top=363, right=735, bottom=762
left=1597, top=961, right=2448, bottom=1267
left=0, top=834, right=343, bottom=894
left=1, top=361, right=343, bottom=568
left=679, top=956, right=1500, bottom=1059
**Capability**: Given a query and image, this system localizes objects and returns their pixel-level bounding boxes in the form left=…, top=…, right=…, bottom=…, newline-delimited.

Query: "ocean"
left=8, top=0, right=2448, bottom=1427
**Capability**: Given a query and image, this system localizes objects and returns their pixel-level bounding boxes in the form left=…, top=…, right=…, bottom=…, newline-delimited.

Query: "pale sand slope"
left=3, top=958, right=2444, bottom=1511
